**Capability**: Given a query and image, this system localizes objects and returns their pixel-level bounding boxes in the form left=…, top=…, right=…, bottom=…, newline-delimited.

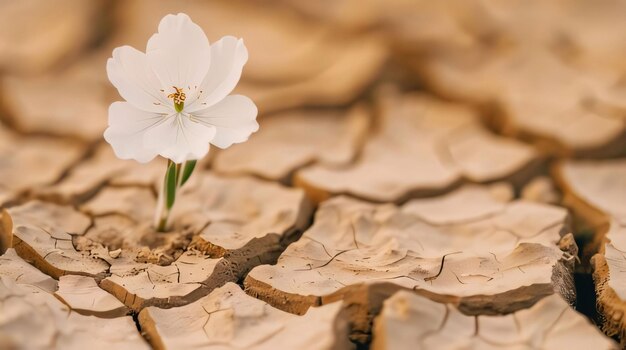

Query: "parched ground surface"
left=0, top=0, right=625, bottom=349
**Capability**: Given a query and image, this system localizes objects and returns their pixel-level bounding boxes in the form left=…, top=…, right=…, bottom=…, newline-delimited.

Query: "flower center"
left=167, top=86, right=186, bottom=113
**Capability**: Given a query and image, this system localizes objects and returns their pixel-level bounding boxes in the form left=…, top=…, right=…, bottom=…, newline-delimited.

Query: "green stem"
left=154, top=160, right=174, bottom=232
left=156, top=216, right=169, bottom=232
left=153, top=159, right=198, bottom=232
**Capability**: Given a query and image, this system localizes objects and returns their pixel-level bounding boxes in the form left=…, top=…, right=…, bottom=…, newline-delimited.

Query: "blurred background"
left=2, top=0, right=625, bottom=147
left=1, top=0, right=626, bottom=343
left=1, top=0, right=625, bottom=203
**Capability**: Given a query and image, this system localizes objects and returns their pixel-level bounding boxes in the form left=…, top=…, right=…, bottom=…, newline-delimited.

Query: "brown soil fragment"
left=0, top=126, right=83, bottom=205
left=554, top=159, right=626, bottom=343
left=99, top=250, right=230, bottom=312
left=0, top=0, right=103, bottom=74
left=234, top=34, right=387, bottom=115
left=172, top=173, right=312, bottom=250
left=54, top=275, right=129, bottom=318
left=0, top=248, right=58, bottom=293
left=8, top=200, right=109, bottom=279
left=371, top=291, right=616, bottom=350
left=213, top=105, right=369, bottom=182
left=81, top=186, right=156, bottom=223
left=272, top=0, right=480, bottom=50
left=1, top=72, right=109, bottom=142
left=245, top=185, right=576, bottom=341
left=35, top=144, right=166, bottom=204
left=139, top=282, right=353, bottom=350
left=554, top=160, right=626, bottom=255
left=0, top=208, right=12, bottom=254
left=521, top=176, right=561, bottom=205
left=442, top=0, right=626, bottom=74
left=0, top=248, right=149, bottom=350
left=295, top=93, right=539, bottom=203
left=424, top=52, right=626, bottom=157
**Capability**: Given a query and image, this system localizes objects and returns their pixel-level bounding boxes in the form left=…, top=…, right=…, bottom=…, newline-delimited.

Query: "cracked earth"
left=1, top=0, right=626, bottom=349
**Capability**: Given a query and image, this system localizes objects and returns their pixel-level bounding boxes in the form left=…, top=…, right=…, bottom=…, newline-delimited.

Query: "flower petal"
left=143, top=114, right=216, bottom=163
left=146, top=13, right=211, bottom=92
left=103, top=102, right=162, bottom=163
left=186, top=36, right=248, bottom=112
left=107, top=46, right=170, bottom=113
left=193, top=95, right=259, bottom=149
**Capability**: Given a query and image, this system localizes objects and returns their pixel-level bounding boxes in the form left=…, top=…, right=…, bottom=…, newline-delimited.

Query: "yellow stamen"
left=167, top=86, right=186, bottom=112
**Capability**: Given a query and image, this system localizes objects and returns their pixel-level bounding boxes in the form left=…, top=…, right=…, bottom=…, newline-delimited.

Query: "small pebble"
left=108, top=248, right=122, bottom=259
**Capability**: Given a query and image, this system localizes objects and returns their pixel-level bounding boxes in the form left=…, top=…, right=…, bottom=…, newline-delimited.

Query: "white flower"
left=104, top=13, right=258, bottom=164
